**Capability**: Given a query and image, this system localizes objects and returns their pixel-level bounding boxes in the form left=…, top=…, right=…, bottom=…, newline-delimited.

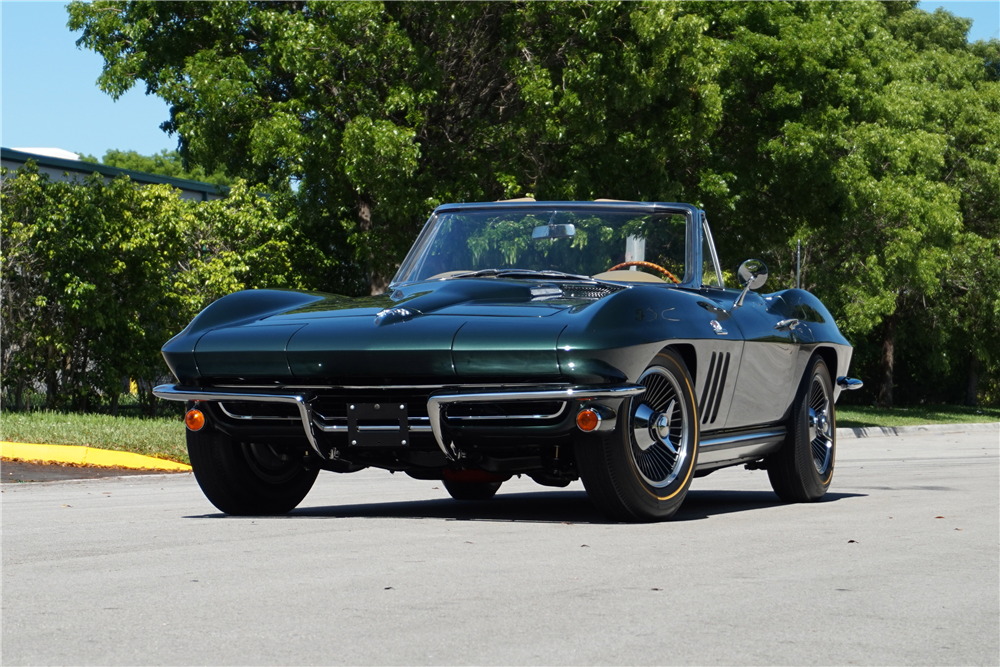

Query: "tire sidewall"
left=792, top=357, right=835, bottom=496
left=608, top=350, right=699, bottom=519
left=187, top=423, right=318, bottom=515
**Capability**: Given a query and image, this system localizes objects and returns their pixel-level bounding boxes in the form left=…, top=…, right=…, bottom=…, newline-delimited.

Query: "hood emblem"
left=375, top=307, right=416, bottom=326
left=710, top=319, right=728, bottom=335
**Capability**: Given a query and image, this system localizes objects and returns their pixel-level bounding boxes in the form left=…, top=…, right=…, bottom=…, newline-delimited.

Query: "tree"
left=1, top=165, right=187, bottom=412
left=80, top=148, right=233, bottom=187
left=0, top=164, right=320, bottom=414
left=67, top=1, right=1000, bottom=405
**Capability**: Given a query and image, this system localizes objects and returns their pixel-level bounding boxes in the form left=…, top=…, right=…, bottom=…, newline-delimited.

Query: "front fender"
left=557, top=286, right=724, bottom=383
left=162, top=289, right=326, bottom=383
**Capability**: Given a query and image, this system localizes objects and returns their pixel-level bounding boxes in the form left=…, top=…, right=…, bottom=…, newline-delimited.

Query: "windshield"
left=393, top=207, right=690, bottom=285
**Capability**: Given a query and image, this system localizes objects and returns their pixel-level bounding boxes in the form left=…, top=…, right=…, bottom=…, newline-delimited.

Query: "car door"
left=723, top=291, right=797, bottom=429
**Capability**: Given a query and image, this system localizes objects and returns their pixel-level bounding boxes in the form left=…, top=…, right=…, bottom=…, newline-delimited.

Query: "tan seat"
left=591, top=271, right=667, bottom=283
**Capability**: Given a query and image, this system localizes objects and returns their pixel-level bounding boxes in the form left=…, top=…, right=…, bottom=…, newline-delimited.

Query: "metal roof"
left=1, top=147, right=228, bottom=197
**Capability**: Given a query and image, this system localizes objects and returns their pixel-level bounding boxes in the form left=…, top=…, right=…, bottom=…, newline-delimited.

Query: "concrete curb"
left=836, top=422, right=1000, bottom=439
left=0, top=441, right=191, bottom=471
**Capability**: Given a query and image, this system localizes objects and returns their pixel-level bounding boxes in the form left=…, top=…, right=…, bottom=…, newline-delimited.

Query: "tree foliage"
left=0, top=164, right=314, bottom=413
left=55, top=0, right=1000, bottom=406
left=80, top=148, right=234, bottom=187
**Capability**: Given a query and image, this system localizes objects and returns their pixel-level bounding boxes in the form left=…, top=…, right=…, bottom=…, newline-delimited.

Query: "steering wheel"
left=606, top=261, right=681, bottom=285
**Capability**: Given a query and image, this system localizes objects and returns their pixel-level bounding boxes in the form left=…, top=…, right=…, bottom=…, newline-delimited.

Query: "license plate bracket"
left=346, top=403, right=409, bottom=447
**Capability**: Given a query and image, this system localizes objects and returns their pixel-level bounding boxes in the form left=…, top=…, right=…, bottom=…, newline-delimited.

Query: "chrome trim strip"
left=153, top=385, right=322, bottom=457
left=699, top=428, right=786, bottom=450
left=427, top=385, right=646, bottom=460
left=218, top=403, right=301, bottom=422
left=696, top=428, right=786, bottom=468
left=210, top=383, right=568, bottom=391
left=448, top=402, right=568, bottom=422
left=314, top=423, right=434, bottom=433
left=315, top=413, right=430, bottom=424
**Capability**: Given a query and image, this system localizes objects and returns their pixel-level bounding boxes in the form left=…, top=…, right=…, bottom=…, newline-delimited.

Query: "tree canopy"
left=56, top=0, right=1000, bottom=406
left=79, top=148, right=233, bottom=187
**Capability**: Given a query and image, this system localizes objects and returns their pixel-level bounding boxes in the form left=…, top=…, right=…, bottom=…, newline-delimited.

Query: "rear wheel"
left=767, top=355, right=835, bottom=502
left=187, top=423, right=318, bottom=515
left=577, top=349, right=699, bottom=522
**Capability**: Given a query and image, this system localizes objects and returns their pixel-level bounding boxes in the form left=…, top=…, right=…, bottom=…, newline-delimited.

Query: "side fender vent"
left=698, top=352, right=731, bottom=425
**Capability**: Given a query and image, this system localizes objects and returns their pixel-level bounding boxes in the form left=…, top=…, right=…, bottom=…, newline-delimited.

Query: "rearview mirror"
left=532, top=224, right=576, bottom=240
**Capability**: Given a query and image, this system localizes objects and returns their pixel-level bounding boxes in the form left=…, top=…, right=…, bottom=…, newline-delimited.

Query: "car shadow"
left=672, top=489, right=865, bottom=522
left=186, top=488, right=866, bottom=524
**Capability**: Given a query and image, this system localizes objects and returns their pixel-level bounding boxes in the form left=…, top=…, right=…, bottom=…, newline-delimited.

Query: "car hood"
left=260, top=278, right=583, bottom=321
left=162, top=278, right=624, bottom=384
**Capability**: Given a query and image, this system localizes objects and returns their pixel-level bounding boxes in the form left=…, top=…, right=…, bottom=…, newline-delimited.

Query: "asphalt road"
left=2, top=460, right=183, bottom=483
left=3, top=430, right=997, bottom=666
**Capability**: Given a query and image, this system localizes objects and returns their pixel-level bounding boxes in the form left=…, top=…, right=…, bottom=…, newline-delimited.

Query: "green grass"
left=837, top=404, right=1000, bottom=429
left=1, top=411, right=188, bottom=464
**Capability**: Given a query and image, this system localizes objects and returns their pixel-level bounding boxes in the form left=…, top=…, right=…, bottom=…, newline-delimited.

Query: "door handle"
left=774, top=318, right=799, bottom=331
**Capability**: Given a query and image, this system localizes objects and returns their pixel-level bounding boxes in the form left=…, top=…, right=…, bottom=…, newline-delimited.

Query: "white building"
left=1, top=147, right=226, bottom=201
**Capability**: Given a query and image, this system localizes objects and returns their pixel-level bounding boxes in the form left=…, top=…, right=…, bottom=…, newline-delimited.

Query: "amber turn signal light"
left=576, top=408, right=601, bottom=432
left=185, top=408, right=206, bottom=431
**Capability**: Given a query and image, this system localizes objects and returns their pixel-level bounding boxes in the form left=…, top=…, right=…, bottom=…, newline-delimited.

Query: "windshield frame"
left=390, top=201, right=707, bottom=290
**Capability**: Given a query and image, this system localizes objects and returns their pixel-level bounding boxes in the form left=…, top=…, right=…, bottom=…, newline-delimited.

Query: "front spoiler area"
left=153, top=383, right=645, bottom=462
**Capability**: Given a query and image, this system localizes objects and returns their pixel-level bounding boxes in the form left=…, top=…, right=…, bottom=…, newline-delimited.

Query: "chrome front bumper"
left=153, top=383, right=645, bottom=461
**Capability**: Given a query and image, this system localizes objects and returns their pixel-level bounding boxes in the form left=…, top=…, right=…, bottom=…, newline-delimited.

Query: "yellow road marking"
left=1, top=441, right=190, bottom=471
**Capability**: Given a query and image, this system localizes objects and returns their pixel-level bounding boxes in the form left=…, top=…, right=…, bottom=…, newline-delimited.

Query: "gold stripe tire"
left=766, top=355, right=835, bottom=502
left=576, top=349, right=698, bottom=522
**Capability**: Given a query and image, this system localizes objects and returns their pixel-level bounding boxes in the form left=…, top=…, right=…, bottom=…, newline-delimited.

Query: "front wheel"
left=576, top=349, right=699, bottom=522
left=767, top=355, right=836, bottom=502
left=187, top=424, right=318, bottom=515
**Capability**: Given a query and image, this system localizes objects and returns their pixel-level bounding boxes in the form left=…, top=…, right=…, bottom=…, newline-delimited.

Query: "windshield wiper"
left=451, top=269, right=594, bottom=281
left=450, top=269, right=501, bottom=278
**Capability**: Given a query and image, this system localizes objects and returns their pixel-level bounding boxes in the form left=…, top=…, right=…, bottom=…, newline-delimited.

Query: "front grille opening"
left=218, top=401, right=299, bottom=420
left=446, top=401, right=566, bottom=420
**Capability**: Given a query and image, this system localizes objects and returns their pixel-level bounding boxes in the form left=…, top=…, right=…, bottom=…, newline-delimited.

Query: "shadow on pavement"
left=185, top=488, right=866, bottom=524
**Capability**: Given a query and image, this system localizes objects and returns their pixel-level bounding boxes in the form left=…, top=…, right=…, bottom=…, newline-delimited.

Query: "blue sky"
left=2, top=1, right=997, bottom=160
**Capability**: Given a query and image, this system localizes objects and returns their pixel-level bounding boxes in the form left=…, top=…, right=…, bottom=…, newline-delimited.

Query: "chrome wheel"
left=630, top=365, right=691, bottom=488
left=766, top=355, right=835, bottom=503
left=807, top=375, right=833, bottom=475
left=576, top=349, right=698, bottom=521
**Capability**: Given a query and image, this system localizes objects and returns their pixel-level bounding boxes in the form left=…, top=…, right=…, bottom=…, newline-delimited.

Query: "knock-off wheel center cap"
left=808, top=408, right=830, bottom=441
left=633, top=401, right=678, bottom=453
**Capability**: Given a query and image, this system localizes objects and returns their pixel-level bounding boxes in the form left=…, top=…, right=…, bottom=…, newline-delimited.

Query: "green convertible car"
left=154, top=200, right=862, bottom=521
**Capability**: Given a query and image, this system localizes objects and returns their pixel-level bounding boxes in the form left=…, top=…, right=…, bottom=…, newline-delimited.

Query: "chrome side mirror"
left=733, top=259, right=768, bottom=309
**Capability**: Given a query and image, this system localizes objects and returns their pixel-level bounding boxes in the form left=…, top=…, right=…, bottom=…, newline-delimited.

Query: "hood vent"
left=561, top=283, right=626, bottom=300
left=530, top=282, right=626, bottom=301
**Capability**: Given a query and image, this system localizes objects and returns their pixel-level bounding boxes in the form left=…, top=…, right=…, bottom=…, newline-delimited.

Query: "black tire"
left=576, top=349, right=699, bottom=522
left=767, top=355, right=836, bottom=502
left=187, top=424, right=318, bottom=515
left=443, top=479, right=502, bottom=501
